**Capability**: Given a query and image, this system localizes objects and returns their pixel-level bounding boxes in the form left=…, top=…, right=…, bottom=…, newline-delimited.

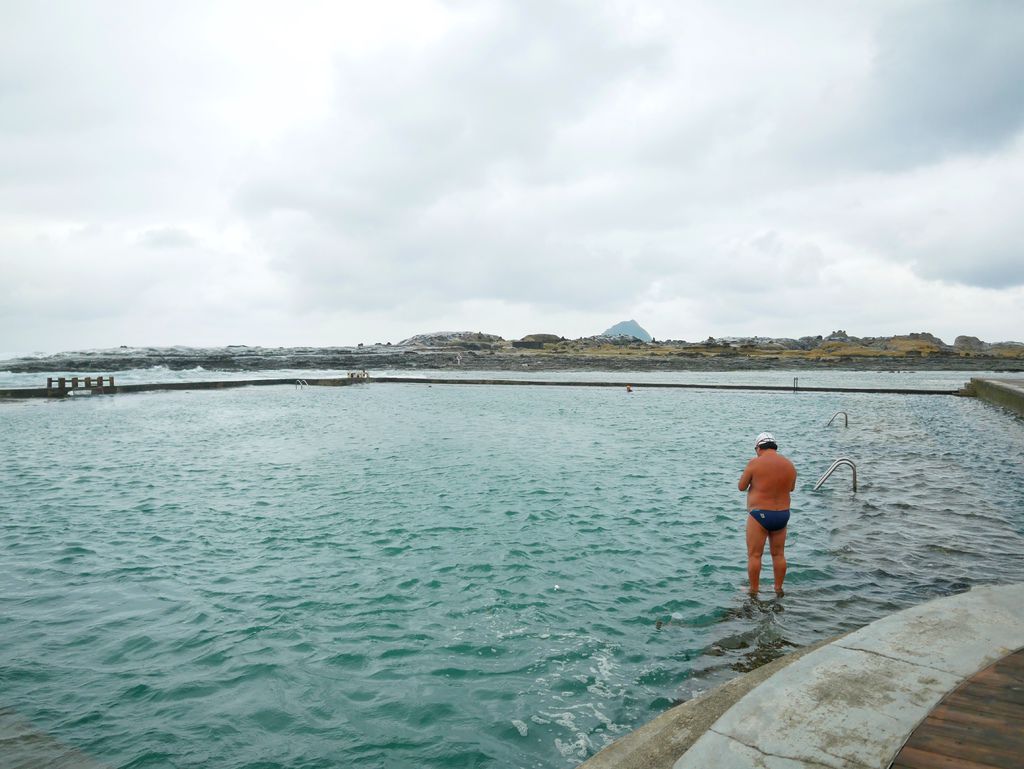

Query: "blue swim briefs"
left=749, top=509, right=790, bottom=532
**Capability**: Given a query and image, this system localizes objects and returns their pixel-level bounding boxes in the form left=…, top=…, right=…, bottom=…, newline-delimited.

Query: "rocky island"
left=2, top=329, right=1022, bottom=374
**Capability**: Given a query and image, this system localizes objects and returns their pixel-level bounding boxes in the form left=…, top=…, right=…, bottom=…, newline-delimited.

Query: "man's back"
left=740, top=450, right=796, bottom=511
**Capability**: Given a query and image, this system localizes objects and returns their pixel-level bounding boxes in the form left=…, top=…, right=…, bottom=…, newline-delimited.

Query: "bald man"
left=738, top=432, right=797, bottom=596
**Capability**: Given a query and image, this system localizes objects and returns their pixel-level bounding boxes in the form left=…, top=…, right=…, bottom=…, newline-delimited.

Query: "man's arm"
left=738, top=460, right=754, bottom=491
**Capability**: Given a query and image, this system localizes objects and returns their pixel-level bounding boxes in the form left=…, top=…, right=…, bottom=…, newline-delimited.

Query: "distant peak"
left=602, top=320, right=652, bottom=342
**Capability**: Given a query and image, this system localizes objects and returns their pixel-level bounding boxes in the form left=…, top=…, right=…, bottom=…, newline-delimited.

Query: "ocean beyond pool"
left=2, top=370, right=1023, bottom=768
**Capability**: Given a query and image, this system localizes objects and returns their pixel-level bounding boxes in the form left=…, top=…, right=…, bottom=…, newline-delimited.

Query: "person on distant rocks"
left=738, top=432, right=797, bottom=597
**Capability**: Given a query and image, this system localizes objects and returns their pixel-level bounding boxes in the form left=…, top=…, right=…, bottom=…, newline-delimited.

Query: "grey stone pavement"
left=582, top=584, right=1024, bottom=769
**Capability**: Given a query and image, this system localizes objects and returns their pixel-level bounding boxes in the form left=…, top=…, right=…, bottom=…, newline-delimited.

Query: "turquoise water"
left=3, top=376, right=1024, bottom=768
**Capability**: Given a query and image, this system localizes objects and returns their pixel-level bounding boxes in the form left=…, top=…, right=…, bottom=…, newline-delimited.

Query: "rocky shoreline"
left=2, top=329, right=1023, bottom=374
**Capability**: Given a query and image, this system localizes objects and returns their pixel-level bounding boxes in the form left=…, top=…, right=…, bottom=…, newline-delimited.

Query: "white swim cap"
left=755, top=432, right=776, bottom=449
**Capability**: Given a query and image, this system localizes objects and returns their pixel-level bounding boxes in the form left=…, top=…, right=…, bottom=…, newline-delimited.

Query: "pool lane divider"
left=0, top=376, right=970, bottom=399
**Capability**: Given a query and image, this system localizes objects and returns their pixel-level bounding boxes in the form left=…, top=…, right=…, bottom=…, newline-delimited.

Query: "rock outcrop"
left=955, top=335, right=987, bottom=352
left=400, top=332, right=505, bottom=347
left=520, top=334, right=563, bottom=343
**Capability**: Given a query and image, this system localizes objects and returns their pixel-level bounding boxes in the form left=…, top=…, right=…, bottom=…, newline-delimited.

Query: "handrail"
left=826, top=410, right=849, bottom=427
left=295, top=379, right=308, bottom=389
left=813, top=457, right=857, bottom=492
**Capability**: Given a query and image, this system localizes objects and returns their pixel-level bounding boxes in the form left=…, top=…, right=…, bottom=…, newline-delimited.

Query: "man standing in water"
left=738, top=432, right=797, bottom=596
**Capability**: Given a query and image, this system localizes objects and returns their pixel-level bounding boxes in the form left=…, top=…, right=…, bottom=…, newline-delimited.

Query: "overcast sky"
left=2, top=0, right=1023, bottom=354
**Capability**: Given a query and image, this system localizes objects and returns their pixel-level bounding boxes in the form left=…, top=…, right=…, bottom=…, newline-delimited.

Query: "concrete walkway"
left=581, top=584, right=1024, bottom=769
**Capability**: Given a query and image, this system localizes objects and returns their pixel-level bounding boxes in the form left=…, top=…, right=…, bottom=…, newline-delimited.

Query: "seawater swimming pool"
left=2, top=372, right=1024, bottom=768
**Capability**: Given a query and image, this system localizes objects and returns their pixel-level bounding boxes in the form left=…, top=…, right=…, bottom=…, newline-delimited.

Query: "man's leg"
left=768, top=527, right=788, bottom=595
left=745, top=515, right=768, bottom=594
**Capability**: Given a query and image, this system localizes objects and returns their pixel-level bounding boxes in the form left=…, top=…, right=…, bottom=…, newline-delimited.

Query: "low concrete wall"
left=970, top=377, right=1024, bottom=418
left=371, top=377, right=962, bottom=394
left=0, top=376, right=963, bottom=400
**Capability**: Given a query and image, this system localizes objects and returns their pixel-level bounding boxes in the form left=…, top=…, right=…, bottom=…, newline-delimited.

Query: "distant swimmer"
left=626, top=384, right=633, bottom=393
left=738, top=432, right=797, bottom=597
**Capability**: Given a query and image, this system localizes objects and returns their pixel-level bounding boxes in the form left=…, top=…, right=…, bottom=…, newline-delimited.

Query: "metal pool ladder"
left=826, top=411, right=848, bottom=427
left=295, top=379, right=308, bottom=389
left=814, top=458, right=857, bottom=492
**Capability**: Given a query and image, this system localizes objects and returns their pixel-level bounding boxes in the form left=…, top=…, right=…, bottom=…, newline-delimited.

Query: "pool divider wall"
left=368, top=377, right=962, bottom=394
left=0, top=376, right=970, bottom=399
left=0, top=377, right=361, bottom=399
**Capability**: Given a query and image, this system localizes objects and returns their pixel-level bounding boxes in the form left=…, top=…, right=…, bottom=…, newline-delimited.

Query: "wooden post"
left=85, top=376, right=92, bottom=388
left=71, top=376, right=79, bottom=389
left=109, top=376, right=115, bottom=388
left=58, top=377, right=66, bottom=389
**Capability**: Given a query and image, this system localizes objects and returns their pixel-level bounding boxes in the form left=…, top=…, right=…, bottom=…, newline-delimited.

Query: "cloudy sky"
left=2, top=0, right=1023, bottom=354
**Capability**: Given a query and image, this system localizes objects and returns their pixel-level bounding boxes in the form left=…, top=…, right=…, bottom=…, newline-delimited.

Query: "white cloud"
left=137, top=227, right=199, bottom=249
left=0, top=0, right=1022, bottom=353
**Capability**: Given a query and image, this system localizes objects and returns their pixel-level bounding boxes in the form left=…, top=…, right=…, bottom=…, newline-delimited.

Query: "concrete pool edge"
left=969, top=377, right=1024, bottom=418
left=577, top=633, right=850, bottom=769
left=579, top=584, right=1024, bottom=769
